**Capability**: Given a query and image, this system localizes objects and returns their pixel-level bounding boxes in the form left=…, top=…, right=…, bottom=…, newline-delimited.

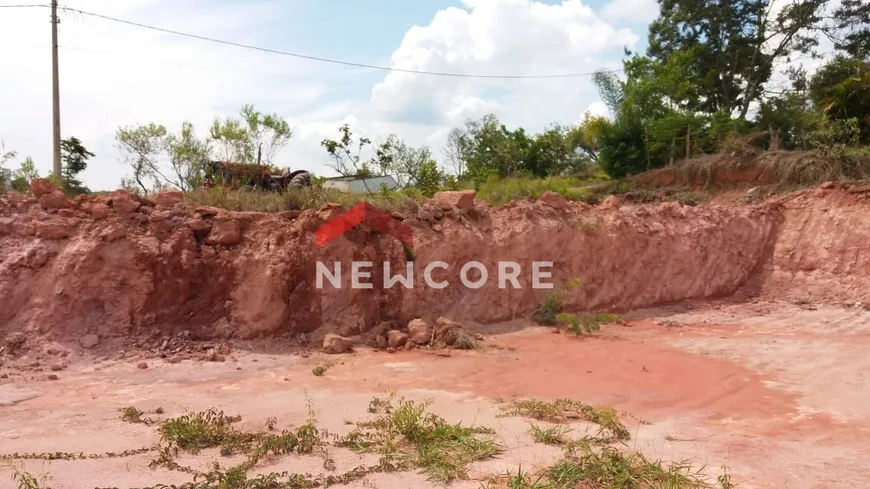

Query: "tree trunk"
left=644, top=125, right=651, bottom=170
left=768, top=124, right=780, bottom=151
left=685, top=126, right=692, bottom=159
left=670, top=136, right=676, bottom=165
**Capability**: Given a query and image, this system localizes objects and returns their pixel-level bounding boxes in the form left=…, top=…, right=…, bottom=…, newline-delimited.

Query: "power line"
left=56, top=6, right=621, bottom=80
left=0, top=3, right=48, bottom=8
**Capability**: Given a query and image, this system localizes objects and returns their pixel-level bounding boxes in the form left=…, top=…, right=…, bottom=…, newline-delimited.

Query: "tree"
left=526, top=125, right=587, bottom=177
left=0, top=141, right=15, bottom=168
left=11, top=157, right=39, bottom=192
left=459, top=114, right=527, bottom=182
left=116, top=123, right=168, bottom=194
left=321, top=123, right=375, bottom=178
left=60, top=137, right=94, bottom=195
left=568, top=113, right=614, bottom=162
left=0, top=141, right=15, bottom=190
left=443, top=128, right=468, bottom=179
left=377, top=135, right=433, bottom=187
left=809, top=55, right=870, bottom=142
left=416, top=160, right=444, bottom=197
left=645, top=0, right=830, bottom=119
left=165, top=122, right=210, bottom=191
left=209, top=104, right=292, bottom=165
left=832, top=0, right=870, bottom=59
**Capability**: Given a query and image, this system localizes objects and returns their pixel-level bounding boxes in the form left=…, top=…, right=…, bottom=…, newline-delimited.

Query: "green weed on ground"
left=499, top=399, right=630, bottom=443
left=336, top=395, right=501, bottom=483
left=6, top=463, right=53, bottom=489
left=528, top=423, right=573, bottom=446
left=555, top=313, right=624, bottom=335
left=487, top=444, right=717, bottom=489
left=1, top=397, right=736, bottom=489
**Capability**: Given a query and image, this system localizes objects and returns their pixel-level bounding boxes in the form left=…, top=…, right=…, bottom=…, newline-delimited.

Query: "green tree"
left=458, top=114, right=527, bottom=182
left=833, top=0, right=870, bottom=59
left=568, top=113, right=614, bottom=163
left=0, top=141, right=16, bottom=190
left=165, top=122, right=211, bottom=191
left=60, top=137, right=94, bottom=195
left=116, top=123, right=168, bottom=194
left=526, top=125, right=587, bottom=177
left=416, top=160, right=444, bottom=197
left=809, top=55, right=870, bottom=142
left=377, top=135, right=433, bottom=187
left=322, top=123, right=375, bottom=179
left=210, top=104, right=292, bottom=165
left=12, top=157, right=39, bottom=192
left=646, top=0, right=829, bottom=119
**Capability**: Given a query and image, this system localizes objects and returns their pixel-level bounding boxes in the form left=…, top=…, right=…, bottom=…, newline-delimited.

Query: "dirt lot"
left=3, top=180, right=870, bottom=488
left=2, top=298, right=868, bottom=489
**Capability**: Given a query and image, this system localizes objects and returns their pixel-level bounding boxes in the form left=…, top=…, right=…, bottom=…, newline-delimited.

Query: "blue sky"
left=0, top=0, right=659, bottom=190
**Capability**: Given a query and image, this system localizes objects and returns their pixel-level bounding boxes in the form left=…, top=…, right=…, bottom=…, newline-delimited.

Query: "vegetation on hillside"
left=2, top=0, right=868, bottom=206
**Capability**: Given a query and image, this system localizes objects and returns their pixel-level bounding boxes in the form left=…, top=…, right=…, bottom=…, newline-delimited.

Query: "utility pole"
left=51, top=0, right=62, bottom=177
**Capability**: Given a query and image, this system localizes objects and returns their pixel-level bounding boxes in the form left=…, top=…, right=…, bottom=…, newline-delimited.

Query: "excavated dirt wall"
left=1, top=182, right=868, bottom=344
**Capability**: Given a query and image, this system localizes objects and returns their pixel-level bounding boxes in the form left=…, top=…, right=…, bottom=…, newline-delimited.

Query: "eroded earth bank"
left=1, top=180, right=870, bottom=488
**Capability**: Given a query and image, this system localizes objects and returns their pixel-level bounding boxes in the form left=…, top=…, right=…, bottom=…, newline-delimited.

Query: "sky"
left=0, top=0, right=670, bottom=190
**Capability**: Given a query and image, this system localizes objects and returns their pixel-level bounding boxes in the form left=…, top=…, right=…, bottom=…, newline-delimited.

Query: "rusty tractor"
left=202, top=161, right=312, bottom=192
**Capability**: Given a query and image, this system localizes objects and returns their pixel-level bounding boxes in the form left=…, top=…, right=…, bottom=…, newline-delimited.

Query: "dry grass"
left=184, top=184, right=422, bottom=214
left=635, top=149, right=870, bottom=191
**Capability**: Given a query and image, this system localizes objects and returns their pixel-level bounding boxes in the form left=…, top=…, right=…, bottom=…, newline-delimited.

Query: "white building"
left=322, top=175, right=400, bottom=193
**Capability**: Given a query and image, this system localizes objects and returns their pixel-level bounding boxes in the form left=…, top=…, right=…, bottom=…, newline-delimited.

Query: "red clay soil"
left=1, top=179, right=870, bottom=347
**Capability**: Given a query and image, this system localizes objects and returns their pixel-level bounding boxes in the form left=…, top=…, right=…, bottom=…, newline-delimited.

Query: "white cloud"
left=600, top=0, right=660, bottom=23
left=583, top=101, right=611, bottom=120
left=371, top=0, right=637, bottom=131
left=0, top=0, right=642, bottom=191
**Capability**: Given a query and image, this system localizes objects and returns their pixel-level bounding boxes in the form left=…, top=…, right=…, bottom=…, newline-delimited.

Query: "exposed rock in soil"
left=433, top=190, right=476, bottom=210
left=407, top=319, right=431, bottom=345
left=387, top=330, right=409, bottom=349
left=539, top=191, right=567, bottom=209
left=79, top=334, right=100, bottom=349
left=323, top=334, right=353, bottom=354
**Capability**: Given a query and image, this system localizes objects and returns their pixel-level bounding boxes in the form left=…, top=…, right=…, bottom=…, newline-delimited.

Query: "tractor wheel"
left=288, top=171, right=312, bottom=189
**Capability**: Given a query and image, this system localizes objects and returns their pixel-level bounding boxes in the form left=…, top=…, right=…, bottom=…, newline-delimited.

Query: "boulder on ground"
left=539, top=191, right=567, bottom=209
left=154, top=190, right=184, bottom=208
left=387, top=330, right=409, bottom=349
left=433, top=190, right=476, bottom=210
left=599, top=195, right=621, bottom=210
left=30, top=178, right=59, bottom=198
left=323, top=334, right=353, bottom=354
left=206, top=218, right=241, bottom=246
left=407, top=318, right=431, bottom=345
left=79, top=334, right=100, bottom=349
left=89, top=203, right=111, bottom=219
left=111, top=190, right=141, bottom=214
left=39, top=190, right=70, bottom=210
left=35, top=220, right=72, bottom=240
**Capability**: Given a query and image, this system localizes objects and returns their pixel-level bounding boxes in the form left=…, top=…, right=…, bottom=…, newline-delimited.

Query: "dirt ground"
left=1, top=298, right=868, bottom=489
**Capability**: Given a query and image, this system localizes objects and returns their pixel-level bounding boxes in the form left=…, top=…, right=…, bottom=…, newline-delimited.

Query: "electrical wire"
left=0, top=3, right=49, bottom=8
left=55, top=6, right=621, bottom=80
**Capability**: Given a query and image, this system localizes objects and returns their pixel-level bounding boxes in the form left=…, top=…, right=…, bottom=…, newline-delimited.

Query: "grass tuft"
left=500, top=399, right=630, bottom=443
left=119, top=406, right=148, bottom=424
left=528, top=423, right=572, bottom=446
left=337, top=395, right=501, bottom=483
